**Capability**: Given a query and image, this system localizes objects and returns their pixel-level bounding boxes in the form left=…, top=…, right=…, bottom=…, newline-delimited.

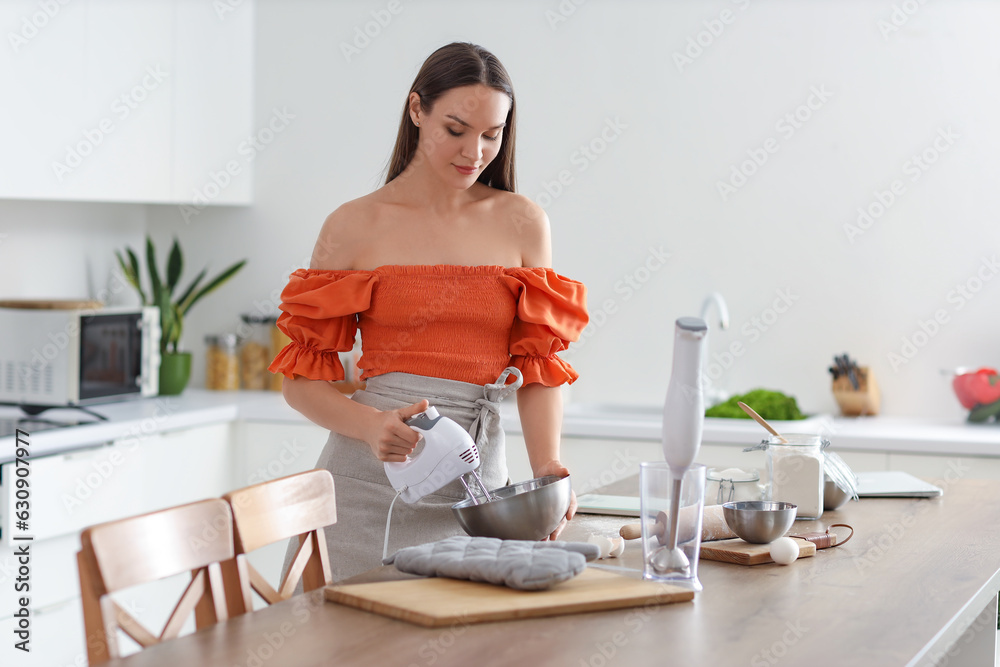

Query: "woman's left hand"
left=533, top=460, right=576, bottom=540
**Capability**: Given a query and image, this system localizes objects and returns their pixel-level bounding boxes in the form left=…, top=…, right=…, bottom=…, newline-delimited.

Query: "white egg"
left=586, top=533, right=613, bottom=559
left=769, top=537, right=800, bottom=565
left=609, top=537, right=625, bottom=558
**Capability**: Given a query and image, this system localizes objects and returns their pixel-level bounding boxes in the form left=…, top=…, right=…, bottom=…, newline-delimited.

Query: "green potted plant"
left=116, top=236, right=246, bottom=396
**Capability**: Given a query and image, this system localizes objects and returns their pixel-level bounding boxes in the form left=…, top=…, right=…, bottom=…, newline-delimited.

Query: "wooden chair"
left=76, top=498, right=234, bottom=665
left=221, top=468, right=337, bottom=616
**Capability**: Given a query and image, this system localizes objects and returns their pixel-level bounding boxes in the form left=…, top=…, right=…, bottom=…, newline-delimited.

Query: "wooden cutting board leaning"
left=324, top=567, right=693, bottom=627
left=0, top=299, right=103, bottom=309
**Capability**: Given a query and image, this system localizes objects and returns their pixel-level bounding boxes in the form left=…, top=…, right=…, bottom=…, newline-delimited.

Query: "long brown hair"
left=385, top=42, right=516, bottom=192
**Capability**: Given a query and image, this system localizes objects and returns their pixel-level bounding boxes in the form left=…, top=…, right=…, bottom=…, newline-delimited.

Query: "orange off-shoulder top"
left=268, top=265, right=589, bottom=387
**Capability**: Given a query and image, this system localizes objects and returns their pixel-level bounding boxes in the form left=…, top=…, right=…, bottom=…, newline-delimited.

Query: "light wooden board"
left=700, top=537, right=817, bottom=565
left=0, top=299, right=103, bottom=310
left=324, top=567, right=693, bottom=627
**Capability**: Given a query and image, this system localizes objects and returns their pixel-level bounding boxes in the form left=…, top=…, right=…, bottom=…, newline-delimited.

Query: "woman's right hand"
left=363, top=399, right=430, bottom=462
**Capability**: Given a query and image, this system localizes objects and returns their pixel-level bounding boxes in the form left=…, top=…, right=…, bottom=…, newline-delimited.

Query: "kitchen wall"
left=0, top=199, right=145, bottom=302
left=88, top=1, right=1000, bottom=420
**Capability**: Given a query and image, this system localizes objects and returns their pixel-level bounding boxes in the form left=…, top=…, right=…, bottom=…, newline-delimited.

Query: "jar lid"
left=707, top=467, right=759, bottom=482
left=743, top=433, right=830, bottom=453
left=766, top=433, right=827, bottom=446
left=240, top=312, right=278, bottom=325
left=205, top=333, right=239, bottom=347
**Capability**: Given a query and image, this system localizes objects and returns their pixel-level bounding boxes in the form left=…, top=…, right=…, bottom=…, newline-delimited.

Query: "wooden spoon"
left=738, top=401, right=789, bottom=444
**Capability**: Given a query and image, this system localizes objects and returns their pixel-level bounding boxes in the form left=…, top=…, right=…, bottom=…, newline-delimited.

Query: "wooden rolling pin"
left=619, top=505, right=736, bottom=544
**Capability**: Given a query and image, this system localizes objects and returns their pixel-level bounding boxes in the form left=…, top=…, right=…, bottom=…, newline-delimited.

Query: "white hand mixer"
left=381, top=406, right=497, bottom=558
left=383, top=406, right=495, bottom=504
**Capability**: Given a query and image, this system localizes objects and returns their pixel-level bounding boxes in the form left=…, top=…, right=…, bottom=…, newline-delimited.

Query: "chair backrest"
left=221, top=468, right=337, bottom=616
left=77, top=498, right=234, bottom=665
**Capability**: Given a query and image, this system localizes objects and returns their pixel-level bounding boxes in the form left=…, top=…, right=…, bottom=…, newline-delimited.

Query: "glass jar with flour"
left=762, top=434, right=827, bottom=520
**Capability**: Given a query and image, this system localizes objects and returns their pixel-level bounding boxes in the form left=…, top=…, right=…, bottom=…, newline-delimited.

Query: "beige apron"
left=283, top=368, right=522, bottom=582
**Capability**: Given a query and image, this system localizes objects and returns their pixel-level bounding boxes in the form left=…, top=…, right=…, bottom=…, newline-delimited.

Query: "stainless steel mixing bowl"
left=722, top=500, right=798, bottom=544
left=824, top=476, right=851, bottom=511
left=451, top=475, right=572, bottom=540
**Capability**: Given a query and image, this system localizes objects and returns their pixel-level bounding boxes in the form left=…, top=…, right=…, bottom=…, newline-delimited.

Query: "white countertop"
left=502, top=403, right=1000, bottom=458
left=1, top=391, right=997, bottom=464
left=0, top=390, right=279, bottom=463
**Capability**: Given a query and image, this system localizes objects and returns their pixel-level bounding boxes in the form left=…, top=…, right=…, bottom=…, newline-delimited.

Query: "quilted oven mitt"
left=384, top=535, right=601, bottom=591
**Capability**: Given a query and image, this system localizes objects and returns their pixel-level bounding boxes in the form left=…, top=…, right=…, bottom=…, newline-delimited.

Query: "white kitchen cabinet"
left=0, top=420, right=235, bottom=666
left=232, top=420, right=329, bottom=589
left=0, top=0, right=253, bottom=204
left=0, top=532, right=80, bottom=622
left=232, top=421, right=329, bottom=489
left=0, top=595, right=88, bottom=667
left=0, top=422, right=234, bottom=547
left=171, top=0, right=254, bottom=205
left=887, top=452, right=1000, bottom=484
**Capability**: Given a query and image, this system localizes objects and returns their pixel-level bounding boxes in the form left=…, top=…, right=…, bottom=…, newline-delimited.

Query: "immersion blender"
left=653, top=317, right=708, bottom=574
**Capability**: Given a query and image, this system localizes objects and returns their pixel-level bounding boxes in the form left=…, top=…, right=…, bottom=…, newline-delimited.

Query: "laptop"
left=575, top=494, right=641, bottom=517
left=855, top=471, right=943, bottom=498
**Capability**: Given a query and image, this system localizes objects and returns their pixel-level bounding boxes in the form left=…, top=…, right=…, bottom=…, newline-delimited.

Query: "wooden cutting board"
left=324, top=567, right=693, bottom=627
left=700, top=537, right=817, bottom=566
left=0, top=299, right=103, bottom=310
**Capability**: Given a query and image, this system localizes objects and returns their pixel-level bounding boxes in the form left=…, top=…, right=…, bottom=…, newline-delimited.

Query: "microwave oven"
left=0, top=306, right=161, bottom=409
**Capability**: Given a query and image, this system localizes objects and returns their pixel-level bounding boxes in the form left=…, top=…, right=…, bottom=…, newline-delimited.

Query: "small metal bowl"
left=824, top=477, right=851, bottom=511
left=722, top=500, right=798, bottom=544
left=452, top=475, right=572, bottom=541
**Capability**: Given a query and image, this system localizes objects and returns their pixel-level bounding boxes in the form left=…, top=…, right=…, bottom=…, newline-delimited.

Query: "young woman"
left=270, top=42, right=588, bottom=580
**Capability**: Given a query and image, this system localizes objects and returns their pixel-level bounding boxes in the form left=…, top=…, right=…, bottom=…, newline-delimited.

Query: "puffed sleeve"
left=268, top=269, right=377, bottom=381
left=503, top=268, right=589, bottom=386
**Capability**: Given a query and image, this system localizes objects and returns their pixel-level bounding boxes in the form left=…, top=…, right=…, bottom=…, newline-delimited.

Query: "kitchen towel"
left=385, top=536, right=601, bottom=591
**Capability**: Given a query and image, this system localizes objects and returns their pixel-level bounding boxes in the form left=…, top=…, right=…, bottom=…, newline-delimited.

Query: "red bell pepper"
left=952, top=367, right=1000, bottom=409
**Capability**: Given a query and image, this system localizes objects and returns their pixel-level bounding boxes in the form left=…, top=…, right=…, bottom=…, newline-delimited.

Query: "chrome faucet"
left=700, top=292, right=730, bottom=407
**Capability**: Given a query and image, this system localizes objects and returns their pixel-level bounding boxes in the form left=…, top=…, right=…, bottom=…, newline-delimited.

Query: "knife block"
left=832, top=366, right=880, bottom=416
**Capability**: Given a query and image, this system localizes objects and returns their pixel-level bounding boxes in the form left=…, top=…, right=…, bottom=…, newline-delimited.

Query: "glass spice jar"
left=238, top=313, right=273, bottom=391
left=269, top=319, right=291, bottom=392
left=763, top=434, right=827, bottom=520
left=205, top=333, right=239, bottom=391
left=705, top=467, right=762, bottom=505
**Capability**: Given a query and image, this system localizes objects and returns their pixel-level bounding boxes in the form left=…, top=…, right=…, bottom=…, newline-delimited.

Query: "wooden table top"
left=109, top=477, right=1000, bottom=667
